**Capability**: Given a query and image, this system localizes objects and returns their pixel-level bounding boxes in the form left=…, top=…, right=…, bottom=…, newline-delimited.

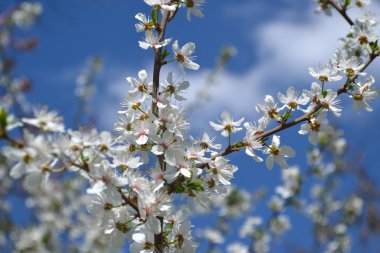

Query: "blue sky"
left=5, top=0, right=380, bottom=252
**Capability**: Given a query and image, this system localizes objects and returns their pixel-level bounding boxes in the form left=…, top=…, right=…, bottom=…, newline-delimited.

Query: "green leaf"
left=282, top=110, right=292, bottom=121
left=234, top=141, right=245, bottom=148
left=151, top=9, right=158, bottom=24
left=187, top=182, right=204, bottom=192
left=0, top=108, right=7, bottom=134
left=161, top=48, right=170, bottom=60
left=322, top=90, right=328, bottom=98
left=346, top=33, right=353, bottom=39
left=370, top=40, right=379, bottom=52
left=174, top=183, right=185, bottom=193
left=344, top=0, right=351, bottom=7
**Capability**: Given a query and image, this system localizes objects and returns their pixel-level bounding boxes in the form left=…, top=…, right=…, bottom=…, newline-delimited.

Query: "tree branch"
left=197, top=49, right=379, bottom=168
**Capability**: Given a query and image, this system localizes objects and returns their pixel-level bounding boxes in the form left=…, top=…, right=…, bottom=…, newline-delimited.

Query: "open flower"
left=277, top=86, right=309, bottom=110
left=350, top=76, right=378, bottom=112
left=256, top=95, right=282, bottom=122
left=182, top=0, right=205, bottom=21
left=172, top=40, right=200, bottom=70
left=139, top=31, right=171, bottom=50
left=309, top=62, right=342, bottom=82
left=22, top=106, right=64, bottom=132
left=135, top=13, right=153, bottom=32
left=209, top=111, right=244, bottom=137
left=298, top=111, right=334, bottom=145
left=144, top=0, right=177, bottom=11
left=264, top=135, right=295, bottom=169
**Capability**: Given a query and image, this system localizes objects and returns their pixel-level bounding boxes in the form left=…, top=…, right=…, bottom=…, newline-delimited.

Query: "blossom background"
left=4, top=0, right=380, bottom=252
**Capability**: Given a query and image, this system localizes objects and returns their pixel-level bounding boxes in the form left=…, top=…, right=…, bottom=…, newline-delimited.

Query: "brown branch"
left=150, top=6, right=175, bottom=252
left=0, top=133, right=24, bottom=148
left=152, top=11, right=171, bottom=117
left=117, top=187, right=140, bottom=215
left=196, top=49, right=379, bottom=169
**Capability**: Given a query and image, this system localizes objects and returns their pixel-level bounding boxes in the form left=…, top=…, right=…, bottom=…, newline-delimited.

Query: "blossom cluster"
left=0, top=0, right=380, bottom=252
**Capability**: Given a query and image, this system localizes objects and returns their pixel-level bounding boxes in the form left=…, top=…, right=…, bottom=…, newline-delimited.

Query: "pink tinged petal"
left=141, top=249, right=154, bottom=253
left=139, top=41, right=152, bottom=50
left=266, top=156, right=274, bottom=170
left=161, top=4, right=177, bottom=11
left=280, top=146, right=295, bottom=158
left=138, top=70, right=148, bottom=82
left=191, top=8, right=204, bottom=18
left=231, top=127, right=242, bottom=133
left=255, top=104, right=266, bottom=113
left=10, top=162, right=25, bottom=179
left=297, top=96, right=310, bottom=105
left=136, top=135, right=148, bottom=145
left=275, top=156, right=288, bottom=169
left=364, top=102, right=373, bottom=112
left=128, top=157, right=143, bottom=169
left=245, top=148, right=263, bottom=163
left=218, top=174, right=231, bottom=185
left=209, top=121, right=224, bottom=131
left=298, top=124, right=310, bottom=135
left=151, top=145, right=164, bottom=155
left=234, top=117, right=245, bottom=126
left=272, top=135, right=280, bottom=147
left=23, top=172, right=43, bottom=191
left=172, top=40, right=180, bottom=54
left=287, top=87, right=296, bottom=98
left=181, top=42, right=196, bottom=55
left=221, top=111, right=232, bottom=123
left=277, top=92, right=288, bottom=104
left=131, top=243, right=144, bottom=253
left=179, top=80, right=190, bottom=90
left=221, top=130, right=229, bottom=137
left=145, top=31, right=156, bottom=43
left=135, top=13, right=147, bottom=23
left=264, top=95, right=276, bottom=108
left=308, top=133, right=319, bottom=145
left=184, top=59, right=200, bottom=70
left=180, top=168, right=192, bottom=178
left=132, top=233, right=146, bottom=244
left=166, top=71, right=174, bottom=84
left=147, top=215, right=161, bottom=234
left=87, top=181, right=106, bottom=194
left=162, top=38, right=172, bottom=47
left=365, top=91, right=377, bottom=99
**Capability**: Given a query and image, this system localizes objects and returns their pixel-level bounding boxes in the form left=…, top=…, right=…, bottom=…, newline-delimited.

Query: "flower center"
left=224, top=124, right=233, bottom=132
left=23, top=153, right=32, bottom=163
left=166, top=85, right=175, bottom=94
left=268, top=108, right=278, bottom=119
left=186, top=0, right=195, bottom=8
left=104, top=203, right=113, bottom=211
left=288, top=101, right=298, bottom=109
left=138, top=84, right=148, bottom=92
left=319, top=75, right=328, bottom=82
left=358, top=35, right=368, bottom=44
left=116, top=221, right=130, bottom=233
left=353, top=93, right=363, bottom=101
left=270, top=146, right=280, bottom=156
left=175, top=234, right=185, bottom=248
left=176, top=54, right=186, bottom=63
left=345, top=68, right=355, bottom=77
left=309, top=120, right=321, bottom=132
left=144, top=242, right=154, bottom=249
